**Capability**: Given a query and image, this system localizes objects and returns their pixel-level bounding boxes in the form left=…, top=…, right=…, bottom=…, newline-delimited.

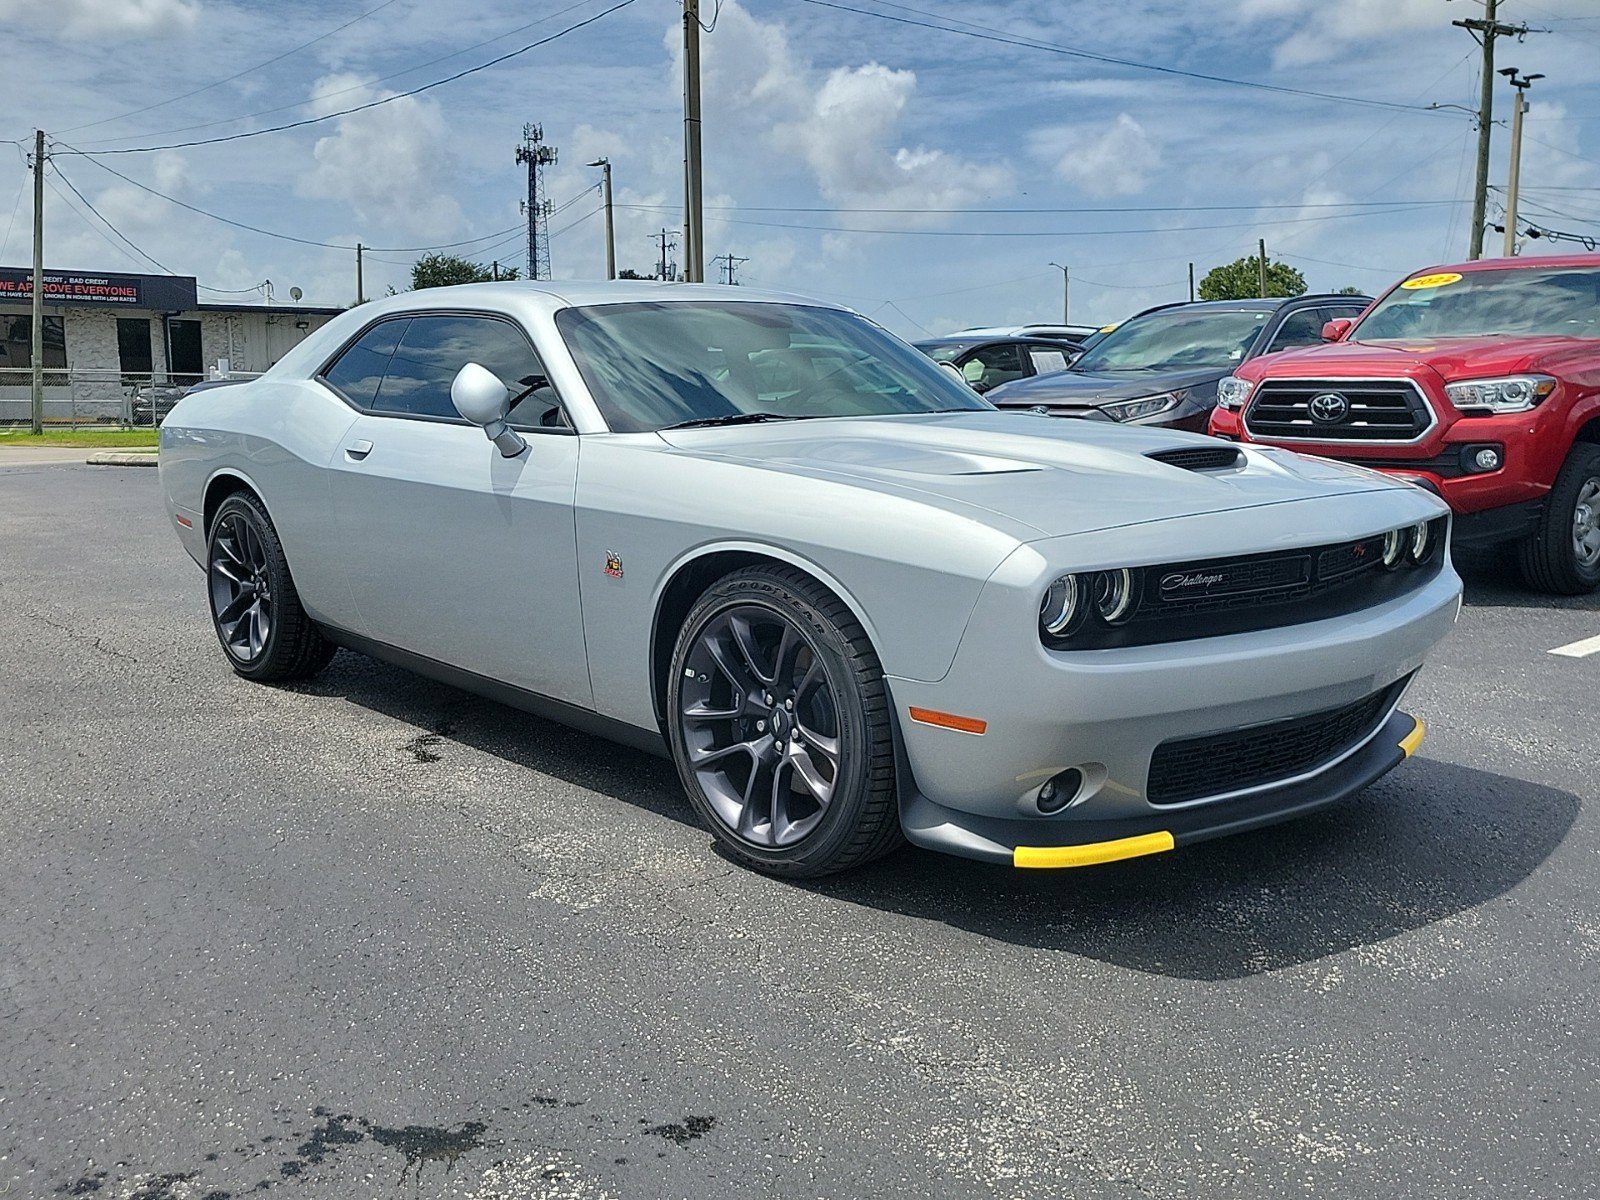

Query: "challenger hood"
left=986, top=366, right=1223, bottom=408
left=657, top=410, right=1415, bottom=541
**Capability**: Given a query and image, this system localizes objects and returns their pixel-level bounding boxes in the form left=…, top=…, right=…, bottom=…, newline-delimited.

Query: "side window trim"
left=313, top=307, right=576, bottom=435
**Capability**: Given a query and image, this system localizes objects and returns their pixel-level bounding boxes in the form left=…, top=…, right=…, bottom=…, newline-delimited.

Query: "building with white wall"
left=0, top=266, right=343, bottom=423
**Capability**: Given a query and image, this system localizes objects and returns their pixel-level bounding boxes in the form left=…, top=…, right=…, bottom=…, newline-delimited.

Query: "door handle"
left=344, top=439, right=374, bottom=461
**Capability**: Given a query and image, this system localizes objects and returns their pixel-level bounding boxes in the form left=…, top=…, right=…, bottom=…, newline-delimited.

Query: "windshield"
left=1071, top=308, right=1271, bottom=372
left=556, top=302, right=990, bottom=433
left=1356, top=266, right=1600, bottom=341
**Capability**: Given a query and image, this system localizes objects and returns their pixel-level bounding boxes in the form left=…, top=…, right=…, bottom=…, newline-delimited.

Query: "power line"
left=694, top=200, right=1461, bottom=214
left=47, top=165, right=176, bottom=274
left=56, top=0, right=409, bottom=136
left=53, top=0, right=640, bottom=156
left=790, top=0, right=1453, bottom=114
left=57, top=142, right=526, bottom=252
left=69, top=0, right=607, bottom=149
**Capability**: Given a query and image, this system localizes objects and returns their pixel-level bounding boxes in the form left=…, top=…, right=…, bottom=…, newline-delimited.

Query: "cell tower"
left=515, top=124, right=558, bottom=280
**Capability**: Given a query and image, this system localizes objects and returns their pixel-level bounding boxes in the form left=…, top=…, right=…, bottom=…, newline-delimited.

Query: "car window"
left=1265, top=309, right=1327, bottom=353
left=1025, top=344, right=1071, bottom=375
left=555, top=301, right=988, bottom=433
left=322, top=318, right=408, bottom=408
left=372, top=314, right=548, bottom=421
left=963, top=342, right=1027, bottom=391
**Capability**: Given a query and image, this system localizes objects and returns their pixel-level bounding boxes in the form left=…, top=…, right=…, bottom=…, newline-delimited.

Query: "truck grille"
left=1146, top=678, right=1408, bottom=806
left=1244, top=379, right=1432, bottom=442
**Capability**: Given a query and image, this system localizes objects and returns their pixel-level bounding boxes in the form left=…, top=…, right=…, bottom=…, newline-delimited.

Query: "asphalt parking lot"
left=1, top=462, right=1595, bottom=1200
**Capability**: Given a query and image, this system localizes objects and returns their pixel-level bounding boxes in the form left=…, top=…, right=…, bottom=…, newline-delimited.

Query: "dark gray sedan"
left=986, top=294, right=1370, bottom=431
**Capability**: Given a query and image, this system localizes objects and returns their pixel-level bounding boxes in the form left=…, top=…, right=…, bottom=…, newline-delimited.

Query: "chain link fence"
left=0, top=368, right=262, bottom=429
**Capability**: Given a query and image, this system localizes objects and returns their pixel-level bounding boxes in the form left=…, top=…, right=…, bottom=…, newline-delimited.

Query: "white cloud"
left=1238, top=0, right=1445, bottom=68
left=0, top=0, right=200, bottom=37
left=299, top=74, right=465, bottom=240
left=1050, top=113, right=1158, bottom=198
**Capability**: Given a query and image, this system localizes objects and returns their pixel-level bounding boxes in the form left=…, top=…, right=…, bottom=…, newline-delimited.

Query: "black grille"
left=1245, top=379, right=1432, bottom=442
left=1146, top=445, right=1244, bottom=472
left=1146, top=679, right=1408, bottom=806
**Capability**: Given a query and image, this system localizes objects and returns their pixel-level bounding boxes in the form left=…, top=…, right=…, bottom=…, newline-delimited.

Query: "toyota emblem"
left=1308, top=391, right=1350, bottom=424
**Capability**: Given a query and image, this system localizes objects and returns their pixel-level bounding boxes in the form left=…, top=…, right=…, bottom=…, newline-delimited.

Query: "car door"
left=321, top=311, right=591, bottom=707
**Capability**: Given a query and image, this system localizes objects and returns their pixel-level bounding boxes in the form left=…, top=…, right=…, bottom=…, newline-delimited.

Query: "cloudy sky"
left=1, top=0, right=1598, bottom=337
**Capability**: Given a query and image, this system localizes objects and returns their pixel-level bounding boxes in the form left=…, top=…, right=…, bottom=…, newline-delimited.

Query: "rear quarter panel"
left=159, top=380, right=362, bottom=629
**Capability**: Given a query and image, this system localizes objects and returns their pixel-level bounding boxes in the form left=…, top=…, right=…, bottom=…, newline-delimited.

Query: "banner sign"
left=0, top=268, right=198, bottom=310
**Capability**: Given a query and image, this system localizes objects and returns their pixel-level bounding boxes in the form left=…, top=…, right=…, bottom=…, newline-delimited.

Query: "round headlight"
left=1407, top=520, right=1432, bottom=564
left=1382, top=528, right=1406, bottom=569
left=1040, top=574, right=1081, bottom=638
left=1092, top=568, right=1137, bottom=624
left=1499, top=378, right=1535, bottom=407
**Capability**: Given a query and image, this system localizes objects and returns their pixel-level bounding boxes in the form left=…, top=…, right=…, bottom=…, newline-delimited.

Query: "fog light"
left=1463, top=443, right=1503, bottom=473
left=1037, top=767, right=1085, bottom=815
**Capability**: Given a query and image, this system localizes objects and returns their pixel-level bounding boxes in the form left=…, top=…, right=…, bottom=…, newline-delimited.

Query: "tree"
left=409, top=253, right=521, bottom=290
left=618, top=267, right=649, bottom=280
left=1335, top=285, right=1364, bottom=296
left=1197, top=256, right=1306, bottom=301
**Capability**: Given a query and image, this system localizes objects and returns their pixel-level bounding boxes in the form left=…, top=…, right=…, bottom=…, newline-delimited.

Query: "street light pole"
left=1500, top=68, right=1542, bottom=257
left=587, top=158, right=616, bottom=280
left=1048, top=261, right=1069, bottom=324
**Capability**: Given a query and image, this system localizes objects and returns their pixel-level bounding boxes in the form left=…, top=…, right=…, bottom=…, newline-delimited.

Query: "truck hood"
left=986, top=365, right=1222, bottom=408
left=657, top=410, right=1414, bottom=541
left=1247, top=334, right=1595, bottom=383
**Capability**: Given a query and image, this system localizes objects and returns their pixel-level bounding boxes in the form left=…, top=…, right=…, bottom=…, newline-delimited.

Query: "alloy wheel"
left=678, top=604, right=842, bottom=848
left=209, top=512, right=273, bottom=662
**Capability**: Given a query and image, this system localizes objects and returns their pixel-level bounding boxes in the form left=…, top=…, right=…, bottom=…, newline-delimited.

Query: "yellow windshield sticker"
left=1400, top=272, right=1463, bottom=290
left=1099, top=324, right=1118, bottom=333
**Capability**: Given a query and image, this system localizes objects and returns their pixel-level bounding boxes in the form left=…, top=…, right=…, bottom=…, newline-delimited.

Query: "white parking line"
left=1549, top=633, right=1600, bottom=658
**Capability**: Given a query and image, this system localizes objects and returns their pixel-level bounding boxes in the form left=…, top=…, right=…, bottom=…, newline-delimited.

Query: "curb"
left=86, top=452, right=159, bottom=467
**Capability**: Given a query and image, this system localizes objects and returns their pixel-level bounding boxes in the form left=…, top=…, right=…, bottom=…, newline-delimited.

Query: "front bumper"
left=885, top=492, right=1460, bottom=867
left=901, top=710, right=1424, bottom=867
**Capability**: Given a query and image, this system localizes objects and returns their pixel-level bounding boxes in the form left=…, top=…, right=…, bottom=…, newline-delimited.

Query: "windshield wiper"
left=664, top=412, right=804, bottom=430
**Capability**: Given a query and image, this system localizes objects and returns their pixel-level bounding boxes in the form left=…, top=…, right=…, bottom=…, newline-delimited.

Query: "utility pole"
left=587, top=158, right=616, bottom=279
left=355, top=242, right=365, bottom=305
left=682, top=0, right=705, bottom=282
left=1500, top=68, right=1542, bottom=257
left=651, top=229, right=679, bottom=281
left=491, top=261, right=500, bottom=281
left=1258, top=239, right=1268, bottom=298
left=29, top=129, right=45, bottom=435
left=1454, top=0, right=1535, bottom=260
left=1188, top=262, right=1195, bottom=302
left=1048, top=261, right=1069, bottom=323
left=515, top=124, right=558, bottom=279
left=711, top=252, right=748, bottom=285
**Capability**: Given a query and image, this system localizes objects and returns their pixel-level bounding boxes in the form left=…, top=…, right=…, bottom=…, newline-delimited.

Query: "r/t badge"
left=604, top=551, right=624, bottom=579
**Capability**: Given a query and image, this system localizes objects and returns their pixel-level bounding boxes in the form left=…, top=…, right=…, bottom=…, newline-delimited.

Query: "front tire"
left=667, top=565, right=901, bottom=877
left=1518, top=444, right=1600, bottom=595
left=206, top=492, right=335, bottom=681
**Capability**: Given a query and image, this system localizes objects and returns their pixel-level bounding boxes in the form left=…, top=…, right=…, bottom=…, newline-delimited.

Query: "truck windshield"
left=1357, top=267, right=1600, bottom=341
left=556, top=301, right=991, bottom=433
left=1070, top=308, right=1271, bottom=373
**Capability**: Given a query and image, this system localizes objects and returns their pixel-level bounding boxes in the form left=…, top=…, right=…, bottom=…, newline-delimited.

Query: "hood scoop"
left=1145, top=445, right=1244, bottom=472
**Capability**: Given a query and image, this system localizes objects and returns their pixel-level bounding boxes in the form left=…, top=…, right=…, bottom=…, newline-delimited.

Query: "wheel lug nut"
left=756, top=720, right=766, bottom=733
left=784, top=698, right=793, bottom=710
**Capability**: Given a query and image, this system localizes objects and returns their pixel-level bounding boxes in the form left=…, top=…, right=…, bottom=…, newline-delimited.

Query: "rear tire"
left=667, top=565, right=902, bottom=878
left=1518, top=444, right=1600, bottom=595
left=206, top=492, right=336, bottom=681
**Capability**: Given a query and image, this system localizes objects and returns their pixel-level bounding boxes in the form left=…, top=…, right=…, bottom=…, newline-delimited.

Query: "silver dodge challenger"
left=159, top=282, right=1461, bottom=877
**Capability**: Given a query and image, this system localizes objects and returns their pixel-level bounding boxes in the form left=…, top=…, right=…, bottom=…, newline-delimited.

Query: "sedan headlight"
left=1443, top=374, right=1556, bottom=415
left=1216, top=376, right=1254, bottom=410
left=1101, top=390, right=1187, bottom=423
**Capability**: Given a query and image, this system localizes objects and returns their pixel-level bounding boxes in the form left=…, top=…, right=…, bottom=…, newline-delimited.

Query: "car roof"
left=913, top=334, right=1075, bottom=349
left=1394, top=253, right=1600, bottom=277
left=1124, top=295, right=1369, bottom=318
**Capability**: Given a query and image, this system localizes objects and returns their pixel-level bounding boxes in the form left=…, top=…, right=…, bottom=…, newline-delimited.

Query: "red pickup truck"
left=1208, top=255, right=1600, bottom=593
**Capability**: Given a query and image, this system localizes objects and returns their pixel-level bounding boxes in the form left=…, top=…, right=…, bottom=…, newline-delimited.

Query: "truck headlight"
left=1443, top=374, right=1556, bottom=415
left=1216, top=376, right=1254, bottom=410
left=1101, top=391, right=1185, bottom=422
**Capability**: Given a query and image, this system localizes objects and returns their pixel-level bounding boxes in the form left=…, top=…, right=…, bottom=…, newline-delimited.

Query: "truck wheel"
left=1518, top=443, right=1600, bottom=595
left=667, top=565, right=902, bottom=877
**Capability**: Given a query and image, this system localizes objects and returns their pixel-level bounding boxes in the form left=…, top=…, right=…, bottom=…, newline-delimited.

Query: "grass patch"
left=0, top=428, right=159, bottom=448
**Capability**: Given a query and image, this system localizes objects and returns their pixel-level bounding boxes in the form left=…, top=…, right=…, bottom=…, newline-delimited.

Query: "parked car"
left=953, top=323, right=1101, bottom=344
left=128, top=384, right=187, bottom=427
left=1209, top=255, right=1600, bottom=593
left=159, top=282, right=1457, bottom=878
left=985, top=294, right=1372, bottom=431
left=913, top=334, right=1082, bottom=392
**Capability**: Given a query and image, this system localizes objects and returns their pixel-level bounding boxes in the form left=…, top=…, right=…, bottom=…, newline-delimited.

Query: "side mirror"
left=1321, top=318, right=1353, bottom=343
left=451, top=362, right=527, bottom=458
